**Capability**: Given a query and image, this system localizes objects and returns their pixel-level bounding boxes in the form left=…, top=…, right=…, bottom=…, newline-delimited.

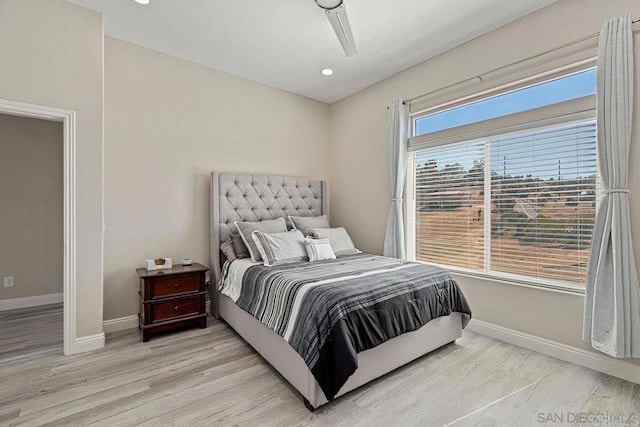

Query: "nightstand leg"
left=200, top=318, right=207, bottom=329
left=142, top=330, right=151, bottom=342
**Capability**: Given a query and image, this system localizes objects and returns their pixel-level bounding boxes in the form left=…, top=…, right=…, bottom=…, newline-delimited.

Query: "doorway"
left=0, top=113, right=63, bottom=362
left=0, top=98, right=77, bottom=356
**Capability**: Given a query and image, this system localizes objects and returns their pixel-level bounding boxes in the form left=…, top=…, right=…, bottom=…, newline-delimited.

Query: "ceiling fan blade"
left=324, top=3, right=357, bottom=57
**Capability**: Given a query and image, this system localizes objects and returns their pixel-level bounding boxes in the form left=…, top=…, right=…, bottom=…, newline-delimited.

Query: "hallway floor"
left=0, top=303, right=63, bottom=366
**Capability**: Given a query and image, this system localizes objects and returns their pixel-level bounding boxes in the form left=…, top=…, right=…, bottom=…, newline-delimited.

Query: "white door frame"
left=0, top=98, right=76, bottom=355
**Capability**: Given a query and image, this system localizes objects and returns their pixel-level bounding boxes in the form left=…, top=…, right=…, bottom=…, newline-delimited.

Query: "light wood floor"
left=0, top=304, right=62, bottom=366
left=1, top=312, right=639, bottom=427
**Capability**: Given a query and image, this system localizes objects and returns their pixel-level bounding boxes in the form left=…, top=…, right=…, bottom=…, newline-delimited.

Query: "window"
left=414, top=69, right=596, bottom=136
left=409, top=68, right=597, bottom=290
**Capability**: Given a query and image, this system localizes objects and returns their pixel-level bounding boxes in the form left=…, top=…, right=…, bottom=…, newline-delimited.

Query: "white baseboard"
left=0, top=293, right=63, bottom=311
left=466, top=319, right=640, bottom=385
left=102, top=300, right=212, bottom=334
left=103, top=315, right=139, bottom=334
left=72, top=332, right=105, bottom=354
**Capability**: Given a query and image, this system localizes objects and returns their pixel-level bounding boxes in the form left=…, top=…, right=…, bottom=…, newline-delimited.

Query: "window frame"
left=406, top=65, right=598, bottom=294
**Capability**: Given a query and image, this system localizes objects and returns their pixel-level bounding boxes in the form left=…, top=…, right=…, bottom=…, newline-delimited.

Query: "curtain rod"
left=387, top=17, right=640, bottom=110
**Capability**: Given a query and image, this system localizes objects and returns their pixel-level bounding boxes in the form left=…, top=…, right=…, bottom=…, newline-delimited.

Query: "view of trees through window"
left=414, top=120, right=597, bottom=286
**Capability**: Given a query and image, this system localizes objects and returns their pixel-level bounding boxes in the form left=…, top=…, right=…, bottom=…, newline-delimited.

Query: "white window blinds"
left=489, top=120, right=597, bottom=284
left=413, top=119, right=597, bottom=286
left=414, top=139, right=486, bottom=270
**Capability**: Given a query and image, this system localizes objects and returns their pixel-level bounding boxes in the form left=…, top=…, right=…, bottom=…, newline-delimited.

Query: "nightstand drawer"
left=152, top=275, right=200, bottom=298
left=151, top=296, right=201, bottom=323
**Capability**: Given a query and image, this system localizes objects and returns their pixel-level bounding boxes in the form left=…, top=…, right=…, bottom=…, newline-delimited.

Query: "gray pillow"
left=252, top=230, right=307, bottom=266
left=220, top=239, right=237, bottom=262
left=288, top=215, right=330, bottom=236
left=235, top=218, right=288, bottom=262
left=312, top=227, right=360, bottom=256
left=231, top=234, right=250, bottom=259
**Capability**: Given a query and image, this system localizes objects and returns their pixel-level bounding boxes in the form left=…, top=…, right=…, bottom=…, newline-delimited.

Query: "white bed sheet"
left=219, top=258, right=258, bottom=301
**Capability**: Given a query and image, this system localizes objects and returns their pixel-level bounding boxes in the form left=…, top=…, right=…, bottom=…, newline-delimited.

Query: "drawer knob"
left=173, top=306, right=179, bottom=312
left=173, top=283, right=181, bottom=289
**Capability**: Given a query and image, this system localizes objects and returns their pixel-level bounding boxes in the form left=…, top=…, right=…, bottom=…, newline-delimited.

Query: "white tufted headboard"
left=209, top=172, right=328, bottom=315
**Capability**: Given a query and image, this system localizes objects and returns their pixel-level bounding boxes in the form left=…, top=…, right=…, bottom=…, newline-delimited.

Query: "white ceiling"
left=68, top=0, right=557, bottom=104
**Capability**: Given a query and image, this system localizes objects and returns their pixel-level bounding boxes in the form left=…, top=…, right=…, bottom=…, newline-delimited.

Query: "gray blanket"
left=227, top=253, right=472, bottom=400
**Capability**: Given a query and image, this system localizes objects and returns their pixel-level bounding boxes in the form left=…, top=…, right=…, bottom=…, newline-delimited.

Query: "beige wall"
left=2, top=0, right=636, bottom=363
left=103, top=37, right=330, bottom=320
left=0, top=114, right=63, bottom=300
left=0, top=0, right=103, bottom=337
left=329, top=0, right=640, bottom=359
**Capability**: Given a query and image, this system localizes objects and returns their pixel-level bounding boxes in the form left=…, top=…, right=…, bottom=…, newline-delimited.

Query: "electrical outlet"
left=3, top=276, right=14, bottom=288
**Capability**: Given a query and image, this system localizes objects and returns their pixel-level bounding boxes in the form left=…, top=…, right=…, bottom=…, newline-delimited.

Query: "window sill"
left=413, top=260, right=586, bottom=296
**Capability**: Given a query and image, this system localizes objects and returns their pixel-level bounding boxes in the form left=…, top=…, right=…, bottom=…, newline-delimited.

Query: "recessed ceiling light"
left=321, top=69, right=334, bottom=76
left=134, top=0, right=150, bottom=4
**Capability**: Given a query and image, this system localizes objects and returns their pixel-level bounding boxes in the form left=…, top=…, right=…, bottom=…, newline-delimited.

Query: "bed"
left=209, top=172, right=470, bottom=410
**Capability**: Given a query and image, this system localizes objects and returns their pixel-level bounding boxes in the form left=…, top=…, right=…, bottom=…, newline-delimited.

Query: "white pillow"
left=252, top=229, right=307, bottom=266
left=312, top=227, right=360, bottom=256
left=304, top=238, right=336, bottom=262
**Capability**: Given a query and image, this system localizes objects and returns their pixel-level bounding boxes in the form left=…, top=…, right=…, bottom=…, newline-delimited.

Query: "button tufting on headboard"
left=213, top=173, right=325, bottom=263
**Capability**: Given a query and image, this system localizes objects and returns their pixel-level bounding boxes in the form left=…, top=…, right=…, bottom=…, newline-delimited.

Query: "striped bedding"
left=220, top=253, right=471, bottom=400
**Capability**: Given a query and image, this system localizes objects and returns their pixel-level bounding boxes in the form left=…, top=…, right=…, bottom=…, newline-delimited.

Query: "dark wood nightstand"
left=136, top=263, right=209, bottom=342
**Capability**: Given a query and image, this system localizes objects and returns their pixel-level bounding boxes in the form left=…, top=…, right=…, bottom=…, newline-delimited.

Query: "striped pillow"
left=304, top=238, right=336, bottom=262
left=235, top=218, right=288, bottom=262
left=251, top=229, right=307, bottom=267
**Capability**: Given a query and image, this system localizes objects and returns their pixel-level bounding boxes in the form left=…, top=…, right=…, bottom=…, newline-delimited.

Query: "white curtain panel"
left=383, top=99, right=409, bottom=259
left=583, top=13, right=640, bottom=358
